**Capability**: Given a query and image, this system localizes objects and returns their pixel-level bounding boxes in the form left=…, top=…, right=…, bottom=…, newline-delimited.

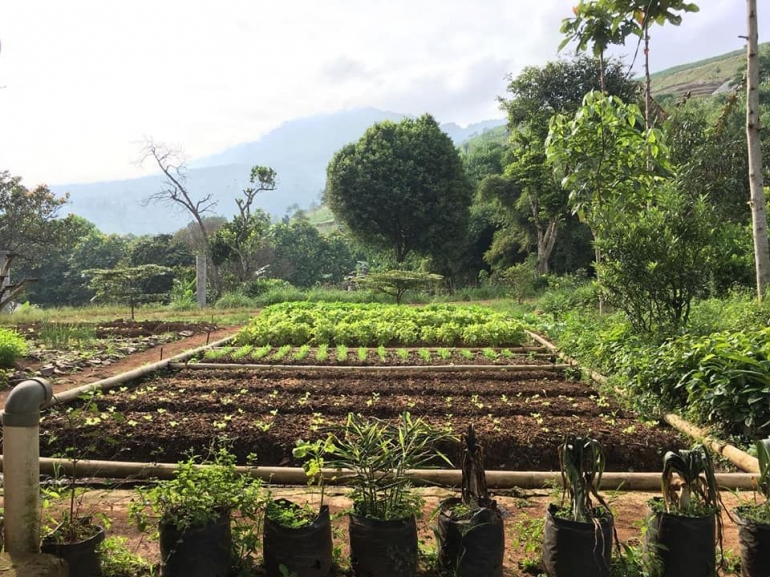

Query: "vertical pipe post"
left=2, top=378, right=53, bottom=554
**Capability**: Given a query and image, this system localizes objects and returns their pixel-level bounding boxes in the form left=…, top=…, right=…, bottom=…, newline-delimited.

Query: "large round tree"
left=325, top=114, right=471, bottom=264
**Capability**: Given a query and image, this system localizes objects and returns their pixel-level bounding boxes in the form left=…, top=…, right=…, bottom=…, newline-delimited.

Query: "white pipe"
left=54, top=335, right=234, bottom=404
left=2, top=378, right=53, bottom=554
left=0, top=456, right=757, bottom=491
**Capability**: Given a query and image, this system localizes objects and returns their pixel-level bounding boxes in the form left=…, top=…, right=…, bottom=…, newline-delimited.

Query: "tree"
left=610, top=0, right=699, bottom=127
left=596, top=186, right=713, bottom=333
left=746, top=0, right=770, bottom=299
left=325, top=114, right=471, bottom=264
left=211, top=166, right=277, bottom=287
left=269, top=219, right=355, bottom=287
left=354, top=270, right=443, bottom=305
left=547, top=92, right=672, bottom=233
left=0, top=172, right=75, bottom=307
left=495, top=58, right=638, bottom=275
left=140, top=139, right=221, bottom=293
left=559, top=0, right=640, bottom=91
left=84, top=264, right=172, bottom=319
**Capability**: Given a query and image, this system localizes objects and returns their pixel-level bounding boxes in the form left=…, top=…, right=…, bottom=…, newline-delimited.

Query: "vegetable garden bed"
left=197, top=345, right=557, bottom=366
left=40, top=367, right=683, bottom=471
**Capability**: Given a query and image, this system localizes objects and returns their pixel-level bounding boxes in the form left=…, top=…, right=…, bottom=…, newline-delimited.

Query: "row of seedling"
left=200, top=344, right=554, bottom=365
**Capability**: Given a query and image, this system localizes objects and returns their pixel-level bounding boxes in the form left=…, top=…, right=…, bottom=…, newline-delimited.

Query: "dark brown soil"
left=40, top=367, right=683, bottom=471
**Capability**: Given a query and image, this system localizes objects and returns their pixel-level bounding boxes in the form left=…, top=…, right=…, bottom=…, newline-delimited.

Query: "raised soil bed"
left=40, top=367, right=683, bottom=471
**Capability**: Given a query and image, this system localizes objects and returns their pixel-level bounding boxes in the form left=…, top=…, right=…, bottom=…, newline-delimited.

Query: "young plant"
left=250, top=344, right=272, bottom=361
left=661, top=444, right=720, bottom=516
left=460, top=349, right=474, bottom=360
left=482, top=347, right=498, bottom=361
left=436, top=347, right=452, bottom=361
left=396, top=348, right=410, bottom=361
left=292, top=344, right=311, bottom=361
left=418, top=348, right=432, bottom=362
left=558, top=434, right=609, bottom=522
left=376, top=345, right=387, bottom=362
left=231, top=345, right=254, bottom=360
left=271, top=344, right=292, bottom=361
left=293, top=435, right=337, bottom=508
left=335, top=344, right=349, bottom=362
left=356, top=347, right=368, bottom=362
left=315, top=344, right=329, bottom=362
left=329, top=412, right=454, bottom=520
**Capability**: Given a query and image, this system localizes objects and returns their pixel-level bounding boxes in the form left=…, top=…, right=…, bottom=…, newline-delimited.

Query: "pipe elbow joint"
left=2, top=378, right=53, bottom=427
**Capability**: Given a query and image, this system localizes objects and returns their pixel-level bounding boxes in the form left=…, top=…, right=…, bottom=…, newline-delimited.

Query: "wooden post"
left=196, top=254, right=207, bottom=308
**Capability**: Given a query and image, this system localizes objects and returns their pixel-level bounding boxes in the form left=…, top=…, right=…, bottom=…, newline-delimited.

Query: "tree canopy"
left=325, top=114, right=471, bottom=264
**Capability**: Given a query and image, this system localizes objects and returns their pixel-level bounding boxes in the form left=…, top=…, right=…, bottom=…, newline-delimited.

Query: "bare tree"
left=139, top=139, right=222, bottom=292
left=139, top=139, right=218, bottom=252
left=746, top=0, right=770, bottom=300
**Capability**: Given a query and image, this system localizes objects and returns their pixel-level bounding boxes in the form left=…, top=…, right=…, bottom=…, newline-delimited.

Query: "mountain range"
left=52, top=109, right=505, bottom=235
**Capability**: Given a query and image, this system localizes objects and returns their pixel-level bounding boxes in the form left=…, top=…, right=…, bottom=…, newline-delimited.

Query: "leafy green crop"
left=235, top=302, right=529, bottom=347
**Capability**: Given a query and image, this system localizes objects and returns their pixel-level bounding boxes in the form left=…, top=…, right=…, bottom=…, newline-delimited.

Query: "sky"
left=0, top=0, right=766, bottom=185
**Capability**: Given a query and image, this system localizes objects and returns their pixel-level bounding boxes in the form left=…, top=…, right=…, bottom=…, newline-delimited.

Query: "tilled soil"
left=40, top=367, right=684, bottom=471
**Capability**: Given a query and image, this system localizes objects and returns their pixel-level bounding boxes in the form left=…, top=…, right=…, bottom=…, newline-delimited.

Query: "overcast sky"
left=0, top=0, right=766, bottom=185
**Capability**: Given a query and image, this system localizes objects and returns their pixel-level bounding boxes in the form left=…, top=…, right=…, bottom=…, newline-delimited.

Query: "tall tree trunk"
left=643, top=26, right=652, bottom=130
left=535, top=219, right=559, bottom=275
left=747, top=0, right=770, bottom=300
left=599, top=51, right=606, bottom=93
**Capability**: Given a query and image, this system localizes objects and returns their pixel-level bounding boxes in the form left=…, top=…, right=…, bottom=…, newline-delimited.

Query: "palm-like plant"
left=661, top=444, right=719, bottom=514
left=329, top=412, right=454, bottom=520
left=558, top=434, right=608, bottom=522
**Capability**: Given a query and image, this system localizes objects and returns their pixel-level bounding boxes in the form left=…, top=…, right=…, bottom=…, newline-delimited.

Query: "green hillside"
left=650, top=41, right=770, bottom=98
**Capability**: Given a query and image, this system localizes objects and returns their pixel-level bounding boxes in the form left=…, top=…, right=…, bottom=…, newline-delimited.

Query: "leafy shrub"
left=0, top=327, right=27, bottom=367
left=214, top=293, right=256, bottom=309
left=632, top=329, right=770, bottom=439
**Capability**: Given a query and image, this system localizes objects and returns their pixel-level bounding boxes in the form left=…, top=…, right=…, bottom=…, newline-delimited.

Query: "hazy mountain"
left=53, top=108, right=505, bottom=235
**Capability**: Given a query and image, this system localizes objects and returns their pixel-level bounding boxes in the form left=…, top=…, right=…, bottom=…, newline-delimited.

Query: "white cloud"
left=0, top=0, right=764, bottom=185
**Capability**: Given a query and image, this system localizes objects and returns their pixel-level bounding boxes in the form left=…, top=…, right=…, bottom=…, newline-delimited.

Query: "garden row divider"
left=51, top=334, right=236, bottom=405
left=171, top=362, right=570, bottom=372
left=525, top=330, right=761, bottom=474
left=0, top=456, right=756, bottom=490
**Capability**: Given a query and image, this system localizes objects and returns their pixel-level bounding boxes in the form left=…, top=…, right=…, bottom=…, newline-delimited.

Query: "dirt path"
left=0, top=327, right=239, bottom=405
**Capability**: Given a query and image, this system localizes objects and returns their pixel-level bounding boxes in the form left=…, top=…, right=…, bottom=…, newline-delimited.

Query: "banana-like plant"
left=558, top=434, right=608, bottom=522
left=661, top=444, right=719, bottom=514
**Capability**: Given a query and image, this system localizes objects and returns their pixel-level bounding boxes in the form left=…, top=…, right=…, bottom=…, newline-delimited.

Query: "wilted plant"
left=661, top=444, right=719, bottom=515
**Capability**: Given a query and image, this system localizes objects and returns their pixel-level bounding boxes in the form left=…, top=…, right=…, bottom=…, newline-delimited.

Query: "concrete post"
left=196, top=254, right=207, bottom=308
left=2, top=379, right=53, bottom=554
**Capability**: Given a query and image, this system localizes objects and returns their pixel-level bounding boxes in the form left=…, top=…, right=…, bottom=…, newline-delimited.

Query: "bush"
left=242, top=278, right=293, bottom=298
left=0, top=328, right=27, bottom=367
left=595, top=188, right=713, bottom=334
left=215, top=293, right=256, bottom=309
